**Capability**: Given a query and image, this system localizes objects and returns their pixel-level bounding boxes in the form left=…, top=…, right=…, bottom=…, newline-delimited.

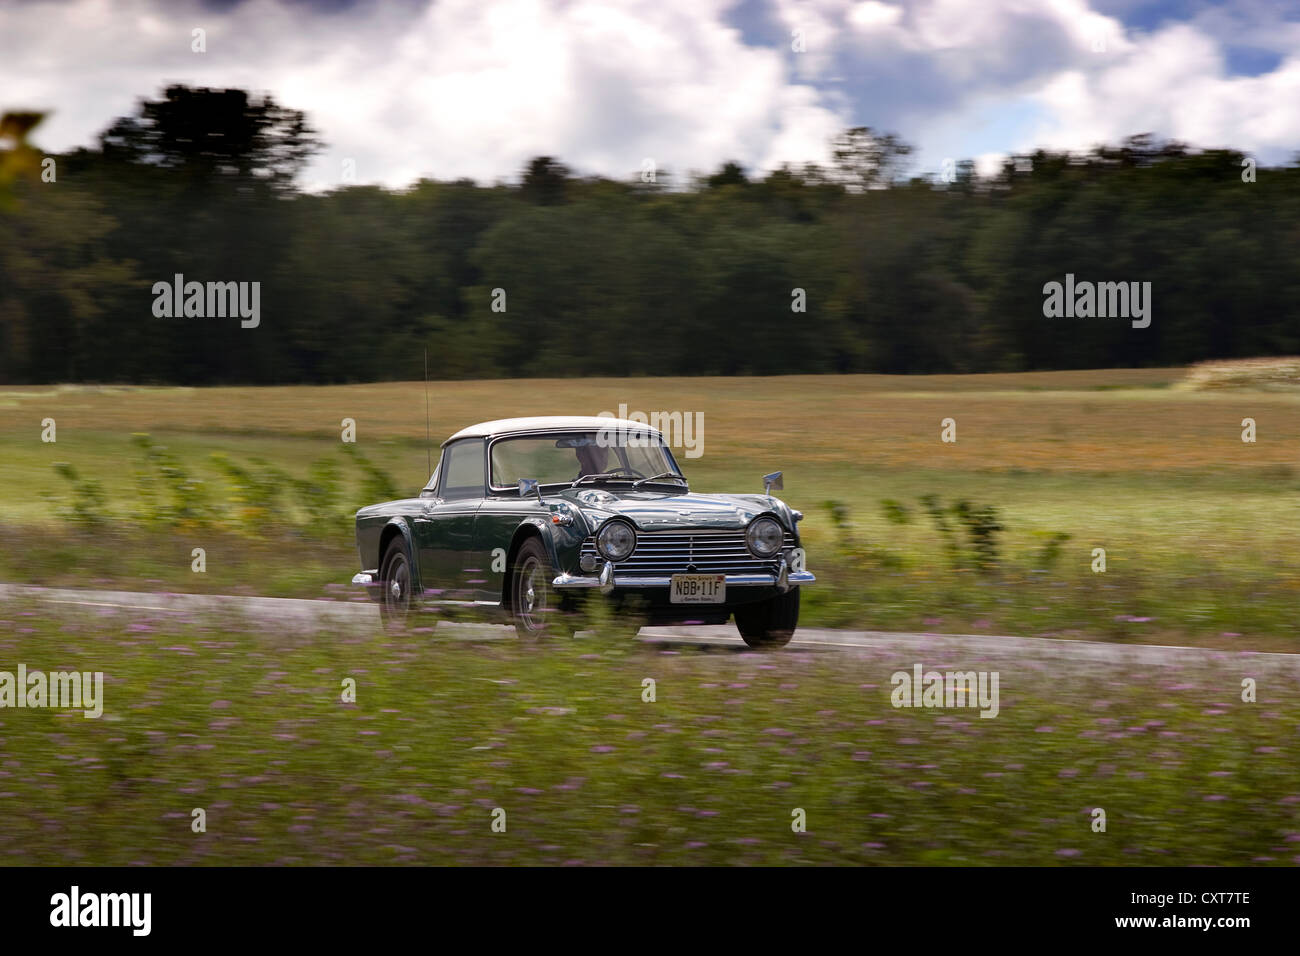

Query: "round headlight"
left=596, top=520, right=637, bottom=562
left=746, top=516, right=784, bottom=557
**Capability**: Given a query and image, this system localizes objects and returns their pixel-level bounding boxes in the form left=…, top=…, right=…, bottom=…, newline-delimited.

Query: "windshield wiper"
left=571, top=472, right=632, bottom=487
left=632, top=472, right=688, bottom=488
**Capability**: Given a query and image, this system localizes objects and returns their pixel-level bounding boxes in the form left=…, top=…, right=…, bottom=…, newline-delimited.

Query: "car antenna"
left=424, top=347, right=432, bottom=480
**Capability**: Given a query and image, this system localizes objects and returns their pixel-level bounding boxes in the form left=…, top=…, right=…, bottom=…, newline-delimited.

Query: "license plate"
left=670, top=574, right=726, bottom=604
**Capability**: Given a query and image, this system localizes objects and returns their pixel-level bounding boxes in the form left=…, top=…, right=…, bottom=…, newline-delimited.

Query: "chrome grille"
left=581, top=529, right=794, bottom=576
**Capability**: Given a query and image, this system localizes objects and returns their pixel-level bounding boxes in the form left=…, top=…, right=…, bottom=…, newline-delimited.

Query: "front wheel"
left=734, top=588, right=799, bottom=648
left=379, top=536, right=415, bottom=631
left=510, top=537, right=574, bottom=638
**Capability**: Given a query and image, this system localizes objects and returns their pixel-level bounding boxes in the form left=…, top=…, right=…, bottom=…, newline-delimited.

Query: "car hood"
left=557, top=487, right=790, bottom=532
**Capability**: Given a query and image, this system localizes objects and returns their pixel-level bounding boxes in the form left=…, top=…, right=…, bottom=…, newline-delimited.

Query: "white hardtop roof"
left=443, top=416, right=664, bottom=445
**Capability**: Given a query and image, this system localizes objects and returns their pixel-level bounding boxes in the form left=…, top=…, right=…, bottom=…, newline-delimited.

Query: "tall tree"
left=97, top=85, right=320, bottom=191
left=521, top=156, right=571, bottom=205
left=830, top=126, right=913, bottom=191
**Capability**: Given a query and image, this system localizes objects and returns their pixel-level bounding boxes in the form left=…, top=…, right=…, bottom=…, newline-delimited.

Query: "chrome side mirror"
left=762, top=471, right=784, bottom=495
left=518, top=478, right=542, bottom=503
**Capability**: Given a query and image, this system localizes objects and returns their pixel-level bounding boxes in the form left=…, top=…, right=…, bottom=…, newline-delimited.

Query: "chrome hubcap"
left=385, top=556, right=409, bottom=612
left=517, top=557, right=547, bottom=630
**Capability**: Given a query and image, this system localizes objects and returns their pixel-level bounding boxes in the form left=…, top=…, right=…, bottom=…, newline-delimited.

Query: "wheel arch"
left=379, top=518, right=423, bottom=593
left=501, top=519, right=558, bottom=609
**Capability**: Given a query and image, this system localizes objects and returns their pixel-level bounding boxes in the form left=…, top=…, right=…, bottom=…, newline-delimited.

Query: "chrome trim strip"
left=414, top=595, right=503, bottom=607
left=553, top=570, right=815, bottom=589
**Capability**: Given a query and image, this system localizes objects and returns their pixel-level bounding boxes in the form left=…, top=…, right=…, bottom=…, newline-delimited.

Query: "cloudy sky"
left=2, top=0, right=1299, bottom=189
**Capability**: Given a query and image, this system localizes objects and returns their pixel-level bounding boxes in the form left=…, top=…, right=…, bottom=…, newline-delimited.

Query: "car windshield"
left=490, top=431, right=681, bottom=488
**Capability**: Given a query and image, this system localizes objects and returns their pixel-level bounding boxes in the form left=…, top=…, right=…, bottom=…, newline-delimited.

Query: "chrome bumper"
left=352, top=570, right=378, bottom=587
left=552, top=556, right=814, bottom=595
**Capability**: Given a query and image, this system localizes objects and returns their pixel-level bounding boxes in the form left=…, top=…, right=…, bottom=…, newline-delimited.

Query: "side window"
left=439, top=440, right=485, bottom=500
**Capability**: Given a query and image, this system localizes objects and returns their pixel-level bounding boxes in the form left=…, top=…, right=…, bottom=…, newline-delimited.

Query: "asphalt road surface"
left=5, top=583, right=1299, bottom=674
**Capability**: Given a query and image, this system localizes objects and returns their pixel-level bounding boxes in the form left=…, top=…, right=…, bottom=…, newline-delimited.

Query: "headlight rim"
left=746, top=515, right=785, bottom=558
left=595, top=519, right=638, bottom=562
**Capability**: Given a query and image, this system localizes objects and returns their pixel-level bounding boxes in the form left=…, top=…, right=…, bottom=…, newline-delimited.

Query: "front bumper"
left=552, top=555, right=814, bottom=595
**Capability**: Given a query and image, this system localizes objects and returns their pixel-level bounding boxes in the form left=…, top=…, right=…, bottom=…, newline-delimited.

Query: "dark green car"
left=351, top=416, right=814, bottom=647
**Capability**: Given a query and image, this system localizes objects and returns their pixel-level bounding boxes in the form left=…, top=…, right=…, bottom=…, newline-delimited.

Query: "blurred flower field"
left=0, top=601, right=1296, bottom=865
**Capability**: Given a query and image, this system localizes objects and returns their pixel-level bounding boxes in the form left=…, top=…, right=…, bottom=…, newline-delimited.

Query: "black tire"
left=379, top=536, right=415, bottom=631
left=733, top=587, right=799, bottom=648
left=510, top=537, right=573, bottom=638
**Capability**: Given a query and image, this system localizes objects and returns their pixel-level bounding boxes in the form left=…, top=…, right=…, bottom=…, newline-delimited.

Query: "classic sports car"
left=350, top=416, right=814, bottom=646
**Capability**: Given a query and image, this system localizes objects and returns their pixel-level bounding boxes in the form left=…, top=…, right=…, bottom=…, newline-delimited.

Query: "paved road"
left=4, top=583, right=1298, bottom=672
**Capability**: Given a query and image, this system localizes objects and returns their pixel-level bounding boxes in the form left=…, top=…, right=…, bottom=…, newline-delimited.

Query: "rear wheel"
left=379, top=536, right=414, bottom=630
left=510, top=537, right=573, bottom=638
left=734, top=588, right=799, bottom=648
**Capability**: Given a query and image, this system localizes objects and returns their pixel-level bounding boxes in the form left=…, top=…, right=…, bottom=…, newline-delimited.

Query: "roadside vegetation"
left=1, top=602, right=1295, bottom=866
left=3, top=371, right=1299, bottom=649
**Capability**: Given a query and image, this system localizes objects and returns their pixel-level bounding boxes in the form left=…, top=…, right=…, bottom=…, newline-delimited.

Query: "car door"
left=415, top=439, right=485, bottom=601
left=472, top=492, right=534, bottom=605
left=470, top=433, right=569, bottom=604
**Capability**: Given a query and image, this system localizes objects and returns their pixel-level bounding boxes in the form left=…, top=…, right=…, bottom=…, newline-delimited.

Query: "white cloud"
left=0, top=0, right=849, bottom=189
left=1, top=0, right=1297, bottom=190
left=847, top=2, right=903, bottom=32
left=974, top=151, right=1007, bottom=178
left=1029, top=23, right=1300, bottom=160
left=771, top=0, right=1300, bottom=176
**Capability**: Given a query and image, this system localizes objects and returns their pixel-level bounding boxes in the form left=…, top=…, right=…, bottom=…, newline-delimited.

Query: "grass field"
left=2, top=601, right=1296, bottom=866
left=3, top=370, right=1299, bottom=867
left=3, top=370, right=1300, bottom=647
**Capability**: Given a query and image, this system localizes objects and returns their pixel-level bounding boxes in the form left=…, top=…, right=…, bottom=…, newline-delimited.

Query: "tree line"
left=2, top=85, right=1297, bottom=385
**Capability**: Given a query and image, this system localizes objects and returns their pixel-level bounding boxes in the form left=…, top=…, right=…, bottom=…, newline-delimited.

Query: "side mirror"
left=518, top=478, right=542, bottom=503
left=762, top=471, right=784, bottom=495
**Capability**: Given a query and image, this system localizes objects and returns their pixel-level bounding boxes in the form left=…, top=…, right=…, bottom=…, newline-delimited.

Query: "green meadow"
left=1, top=603, right=1295, bottom=866
left=2, top=369, right=1299, bottom=648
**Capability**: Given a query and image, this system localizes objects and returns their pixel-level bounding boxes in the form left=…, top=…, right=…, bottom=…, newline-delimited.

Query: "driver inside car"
left=574, top=441, right=606, bottom=478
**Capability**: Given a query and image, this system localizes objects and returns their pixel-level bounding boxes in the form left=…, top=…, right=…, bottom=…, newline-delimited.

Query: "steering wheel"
left=606, top=466, right=646, bottom=479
